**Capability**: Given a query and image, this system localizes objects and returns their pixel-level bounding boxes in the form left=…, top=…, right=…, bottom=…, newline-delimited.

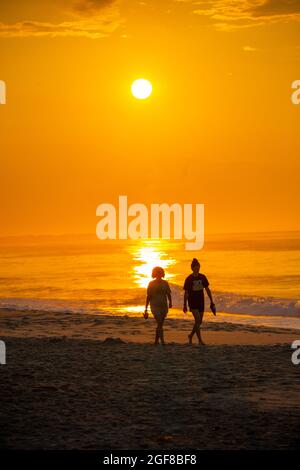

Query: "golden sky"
left=0, top=0, right=300, bottom=236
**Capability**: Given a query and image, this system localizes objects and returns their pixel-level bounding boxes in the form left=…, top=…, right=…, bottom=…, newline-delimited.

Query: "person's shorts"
left=152, top=312, right=167, bottom=321
left=150, top=302, right=168, bottom=316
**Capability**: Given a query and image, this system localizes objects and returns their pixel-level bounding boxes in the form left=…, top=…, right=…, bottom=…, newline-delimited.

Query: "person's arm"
left=145, top=284, right=151, bottom=318
left=183, top=290, right=188, bottom=313
left=166, top=282, right=172, bottom=308
left=145, top=294, right=150, bottom=312
left=205, top=286, right=214, bottom=304
left=205, top=286, right=216, bottom=315
left=167, top=292, right=172, bottom=308
left=144, top=294, right=150, bottom=318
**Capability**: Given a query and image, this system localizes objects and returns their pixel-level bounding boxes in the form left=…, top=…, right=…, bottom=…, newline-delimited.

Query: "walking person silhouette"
left=183, top=258, right=216, bottom=345
left=144, top=267, right=172, bottom=345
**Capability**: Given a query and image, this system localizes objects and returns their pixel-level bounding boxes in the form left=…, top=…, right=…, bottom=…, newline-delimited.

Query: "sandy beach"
left=1, top=309, right=300, bottom=450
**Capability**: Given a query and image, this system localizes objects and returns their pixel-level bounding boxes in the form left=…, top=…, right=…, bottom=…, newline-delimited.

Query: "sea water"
left=0, top=232, right=299, bottom=330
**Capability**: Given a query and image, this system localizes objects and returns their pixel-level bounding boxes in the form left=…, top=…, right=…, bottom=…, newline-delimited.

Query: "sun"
left=131, top=78, right=152, bottom=100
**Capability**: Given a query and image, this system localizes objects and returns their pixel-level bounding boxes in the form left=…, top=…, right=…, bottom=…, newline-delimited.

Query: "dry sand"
left=0, top=309, right=300, bottom=449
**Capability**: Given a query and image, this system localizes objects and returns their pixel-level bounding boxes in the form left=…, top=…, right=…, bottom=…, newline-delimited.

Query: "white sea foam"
left=1, top=286, right=299, bottom=320
left=170, top=284, right=300, bottom=317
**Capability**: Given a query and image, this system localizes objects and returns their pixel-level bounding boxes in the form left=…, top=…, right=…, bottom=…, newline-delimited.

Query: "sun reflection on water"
left=130, top=239, right=176, bottom=288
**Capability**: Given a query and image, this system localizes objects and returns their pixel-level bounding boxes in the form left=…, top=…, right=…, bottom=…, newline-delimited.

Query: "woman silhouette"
left=144, top=266, right=172, bottom=345
left=183, top=258, right=216, bottom=345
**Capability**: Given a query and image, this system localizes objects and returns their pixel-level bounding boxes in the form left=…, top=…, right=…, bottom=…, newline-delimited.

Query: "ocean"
left=1, top=232, right=300, bottom=330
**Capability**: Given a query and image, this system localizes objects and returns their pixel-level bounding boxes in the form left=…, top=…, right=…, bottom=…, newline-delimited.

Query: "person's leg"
left=190, top=310, right=205, bottom=344
left=154, top=314, right=166, bottom=345
left=189, top=310, right=198, bottom=343
left=195, top=310, right=204, bottom=344
left=154, top=314, right=162, bottom=345
left=154, top=323, right=160, bottom=345
left=188, top=326, right=195, bottom=343
left=159, top=314, right=166, bottom=345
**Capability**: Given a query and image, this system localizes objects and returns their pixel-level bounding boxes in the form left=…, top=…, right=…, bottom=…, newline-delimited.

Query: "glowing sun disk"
left=131, top=78, right=152, bottom=100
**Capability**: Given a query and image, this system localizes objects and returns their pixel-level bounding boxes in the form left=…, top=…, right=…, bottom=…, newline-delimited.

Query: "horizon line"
left=1, top=229, right=300, bottom=241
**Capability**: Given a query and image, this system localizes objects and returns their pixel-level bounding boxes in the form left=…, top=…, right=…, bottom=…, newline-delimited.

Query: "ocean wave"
left=0, top=298, right=108, bottom=315
left=0, top=287, right=299, bottom=319
left=169, top=284, right=300, bottom=317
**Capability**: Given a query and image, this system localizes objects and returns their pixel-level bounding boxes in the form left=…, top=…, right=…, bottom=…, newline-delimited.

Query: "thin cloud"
left=72, top=0, right=117, bottom=13
left=243, top=45, right=259, bottom=51
left=0, top=0, right=121, bottom=39
left=250, top=0, right=300, bottom=17
left=191, top=0, right=300, bottom=31
left=1, top=0, right=300, bottom=39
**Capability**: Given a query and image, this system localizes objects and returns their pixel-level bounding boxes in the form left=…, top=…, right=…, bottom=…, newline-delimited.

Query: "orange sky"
left=0, top=0, right=300, bottom=237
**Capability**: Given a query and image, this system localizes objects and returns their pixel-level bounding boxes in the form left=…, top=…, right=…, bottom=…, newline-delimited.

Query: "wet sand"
left=0, top=309, right=300, bottom=449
